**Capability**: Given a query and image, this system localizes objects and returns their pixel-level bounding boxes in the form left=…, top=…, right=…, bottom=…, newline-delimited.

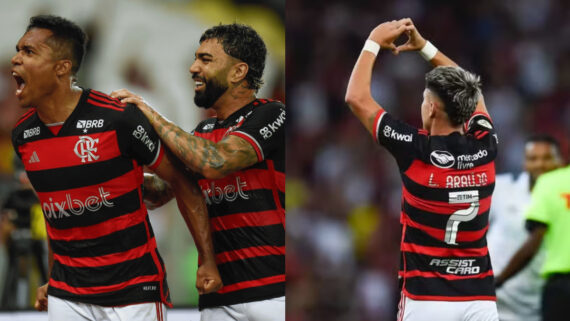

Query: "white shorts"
left=48, top=296, right=166, bottom=321
left=397, top=294, right=498, bottom=321
left=200, top=296, right=285, bottom=321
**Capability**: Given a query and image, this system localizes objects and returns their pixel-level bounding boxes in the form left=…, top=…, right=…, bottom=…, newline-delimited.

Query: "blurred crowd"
left=0, top=0, right=284, bottom=310
left=286, top=0, right=570, bottom=320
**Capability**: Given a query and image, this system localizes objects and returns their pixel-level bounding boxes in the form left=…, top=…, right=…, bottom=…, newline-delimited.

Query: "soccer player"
left=494, top=146, right=570, bottom=320
left=112, top=24, right=285, bottom=321
left=10, top=15, right=221, bottom=320
left=487, top=135, right=562, bottom=321
left=345, top=19, right=499, bottom=320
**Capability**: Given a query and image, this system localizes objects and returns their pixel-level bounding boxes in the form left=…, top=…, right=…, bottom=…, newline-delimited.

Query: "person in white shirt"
left=487, top=135, right=563, bottom=321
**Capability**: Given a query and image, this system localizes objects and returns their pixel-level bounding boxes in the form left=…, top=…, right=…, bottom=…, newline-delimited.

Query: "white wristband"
left=363, top=39, right=380, bottom=56
left=420, top=41, right=438, bottom=61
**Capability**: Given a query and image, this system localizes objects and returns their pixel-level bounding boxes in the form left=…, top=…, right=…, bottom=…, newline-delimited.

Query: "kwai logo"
left=383, top=125, right=412, bottom=142
left=74, top=136, right=100, bottom=163
left=42, top=187, right=114, bottom=220
left=430, top=150, right=455, bottom=168
left=132, top=125, right=156, bottom=152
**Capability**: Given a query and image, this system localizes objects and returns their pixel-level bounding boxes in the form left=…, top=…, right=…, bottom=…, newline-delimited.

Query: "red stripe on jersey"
left=46, top=209, right=146, bottom=241
left=403, top=289, right=495, bottom=302
left=53, top=240, right=155, bottom=267
left=194, top=128, right=229, bottom=143
left=230, top=131, right=263, bottom=161
left=36, top=169, right=139, bottom=210
left=49, top=275, right=162, bottom=295
left=402, top=187, right=492, bottom=215
left=89, top=92, right=126, bottom=108
left=87, top=99, right=124, bottom=111
left=210, top=210, right=283, bottom=232
left=401, top=242, right=488, bottom=257
left=198, top=168, right=285, bottom=197
left=372, top=109, right=386, bottom=143
left=403, top=160, right=495, bottom=190
left=19, top=131, right=122, bottom=172
left=215, top=246, right=285, bottom=264
left=148, top=144, right=164, bottom=171
left=217, top=274, right=285, bottom=294
left=403, top=213, right=489, bottom=242
left=399, top=269, right=494, bottom=280
left=14, top=109, right=36, bottom=128
left=476, top=131, right=489, bottom=140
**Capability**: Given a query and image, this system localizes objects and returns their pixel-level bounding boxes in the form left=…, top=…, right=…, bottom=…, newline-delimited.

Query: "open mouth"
left=12, top=72, right=26, bottom=97
left=193, top=77, right=205, bottom=91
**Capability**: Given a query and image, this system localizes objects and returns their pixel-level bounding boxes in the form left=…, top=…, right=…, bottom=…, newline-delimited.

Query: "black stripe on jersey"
left=401, top=175, right=495, bottom=203
left=404, top=225, right=487, bottom=249
left=208, top=190, right=278, bottom=217
left=213, top=224, right=285, bottom=253
left=405, top=275, right=496, bottom=298
left=47, top=189, right=141, bottom=230
left=50, top=222, right=148, bottom=257
left=403, top=252, right=491, bottom=273
left=199, top=282, right=284, bottom=310
left=403, top=200, right=490, bottom=232
left=278, top=191, right=284, bottom=209
left=51, top=253, right=158, bottom=287
left=28, top=157, right=134, bottom=192
left=48, top=281, right=163, bottom=307
left=218, top=255, right=285, bottom=285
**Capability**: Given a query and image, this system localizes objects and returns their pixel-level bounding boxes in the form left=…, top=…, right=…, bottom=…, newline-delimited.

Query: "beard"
left=194, top=76, right=228, bottom=109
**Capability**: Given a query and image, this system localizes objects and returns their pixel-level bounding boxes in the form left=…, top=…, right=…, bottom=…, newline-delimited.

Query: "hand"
left=34, top=283, right=48, bottom=311
left=395, top=19, right=427, bottom=53
left=196, top=261, right=223, bottom=294
left=368, top=18, right=414, bottom=54
left=109, top=88, right=154, bottom=119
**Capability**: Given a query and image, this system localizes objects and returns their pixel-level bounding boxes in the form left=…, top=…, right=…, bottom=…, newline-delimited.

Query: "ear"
left=429, top=100, right=437, bottom=118
left=54, top=59, right=73, bottom=77
left=229, top=62, right=249, bottom=85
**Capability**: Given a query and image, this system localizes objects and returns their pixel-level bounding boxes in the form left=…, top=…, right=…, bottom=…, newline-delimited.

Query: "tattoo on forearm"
left=143, top=174, right=174, bottom=206
left=148, top=109, right=258, bottom=177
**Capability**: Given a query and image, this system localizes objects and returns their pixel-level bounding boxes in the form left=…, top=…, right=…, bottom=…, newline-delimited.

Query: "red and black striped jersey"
left=373, top=110, right=498, bottom=301
left=193, top=99, right=285, bottom=310
left=11, top=89, right=171, bottom=307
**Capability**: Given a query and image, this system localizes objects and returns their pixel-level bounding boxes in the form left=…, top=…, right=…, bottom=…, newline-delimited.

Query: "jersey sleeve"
left=372, top=109, right=425, bottom=169
left=524, top=174, right=553, bottom=226
left=116, top=104, right=164, bottom=170
left=465, top=112, right=498, bottom=152
left=229, top=102, right=285, bottom=162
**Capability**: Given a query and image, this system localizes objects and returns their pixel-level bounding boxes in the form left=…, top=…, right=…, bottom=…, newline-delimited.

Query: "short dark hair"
left=525, top=134, right=562, bottom=156
left=200, top=23, right=266, bottom=91
left=26, top=15, right=87, bottom=75
left=425, top=66, right=481, bottom=126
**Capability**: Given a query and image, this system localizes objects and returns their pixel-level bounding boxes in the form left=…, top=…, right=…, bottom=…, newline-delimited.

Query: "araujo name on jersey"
left=446, top=172, right=488, bottom=188
left=132, top=125, right=156, bottom=152
left=23, top=126, right=40, bottom=139
left=259, top=109, right=285, bottom=140
left=201, top=176, right=249, bottom=205
left=383, top=125, right=412, bottom=142
left=42, top=187, right=114, bottom=220
left=77, top=119, right=104, bottom=129
left=429, top=258, right=481, bottom=275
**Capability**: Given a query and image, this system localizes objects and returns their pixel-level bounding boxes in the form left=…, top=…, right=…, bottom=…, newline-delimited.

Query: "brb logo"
left=74, top=136, right=100, bottom=163
left=42, top=187, right=114, bottom=220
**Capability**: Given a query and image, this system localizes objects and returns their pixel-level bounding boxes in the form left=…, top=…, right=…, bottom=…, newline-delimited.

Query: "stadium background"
left=286, top=0, right=570, bottom=320
left=0, top=0, right=284, bottom=318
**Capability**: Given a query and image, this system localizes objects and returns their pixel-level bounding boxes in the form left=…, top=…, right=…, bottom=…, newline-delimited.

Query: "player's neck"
left=428, top=118, right=464, bottom=136
left=212, top=86, right=256, bottom=121
left=36, top=84, right=83, bottom=125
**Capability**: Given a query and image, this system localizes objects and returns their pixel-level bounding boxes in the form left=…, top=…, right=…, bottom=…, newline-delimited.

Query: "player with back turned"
left=10, top=15, right=221, bottom=321
left=345, top=19, right=499, bottom=320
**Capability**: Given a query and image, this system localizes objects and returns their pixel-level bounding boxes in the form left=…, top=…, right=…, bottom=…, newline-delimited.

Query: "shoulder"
left=85, top=89, right=129, bottom=115
left=536, top=166, right=570, bottom=186
left=251, top=99, right=285, bottom=115
left=12, top=109, right=39, bottom=145
left=193, top=118, right=217, bottom=134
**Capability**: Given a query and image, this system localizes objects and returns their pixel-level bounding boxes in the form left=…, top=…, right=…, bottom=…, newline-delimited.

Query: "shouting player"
left=345, top=19, right=499, bottom=320
left=112, top=24, right=285, bottom=321
left=11, top=15, right=221, bottom=320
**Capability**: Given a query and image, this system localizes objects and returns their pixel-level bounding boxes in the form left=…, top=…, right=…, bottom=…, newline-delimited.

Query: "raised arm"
left=345, top=19, right=414, bottom=135
left=152, top=149, right=222, bottom=294
left=396, top=20, right=489, bottom=116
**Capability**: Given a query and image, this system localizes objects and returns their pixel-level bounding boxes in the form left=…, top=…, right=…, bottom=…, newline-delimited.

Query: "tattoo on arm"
left=148, top=109, right=259, bottom=178
left=143, top=174, right=174, bottom=208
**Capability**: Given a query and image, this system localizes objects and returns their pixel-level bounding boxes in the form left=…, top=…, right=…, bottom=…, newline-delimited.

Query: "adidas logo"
left=29, top=151, right=40, bottom=164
